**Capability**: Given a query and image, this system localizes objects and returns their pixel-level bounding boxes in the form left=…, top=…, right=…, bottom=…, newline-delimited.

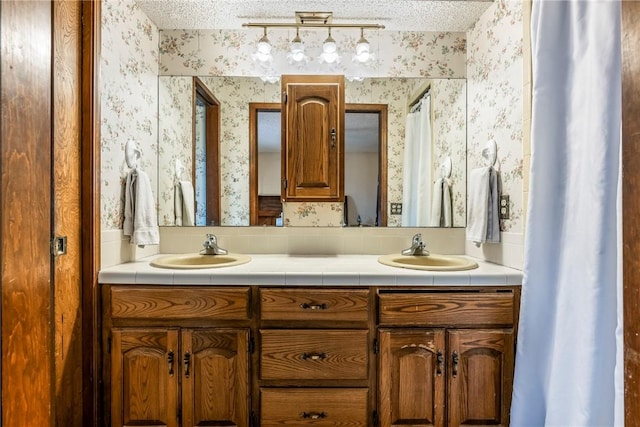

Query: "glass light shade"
left=287, top=35, right=309, bottom=64
left=353, top=36, right=374, bottom=64
left=251, top=34, right=273, bottom=64
left=319, top=35, right=340, bottom=64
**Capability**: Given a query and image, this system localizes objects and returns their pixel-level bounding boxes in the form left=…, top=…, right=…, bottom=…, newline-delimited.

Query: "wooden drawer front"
left=260, top=329, right=368, bottom=380
left=110, top=287, right=250, bottom=320
left=379, top=292, right=514, bottom=326
left=260, top=288, right=369, bottom=323
left=260, top=388, right=368, bottom=426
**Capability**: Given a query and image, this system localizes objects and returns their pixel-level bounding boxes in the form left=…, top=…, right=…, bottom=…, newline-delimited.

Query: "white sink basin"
left=150, top=253, right=251, bottom=269
left=378, top=253, right=478, bottom=271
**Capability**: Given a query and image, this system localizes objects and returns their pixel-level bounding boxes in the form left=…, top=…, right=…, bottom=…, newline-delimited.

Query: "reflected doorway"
left=193, top=77, right=220, bottom=225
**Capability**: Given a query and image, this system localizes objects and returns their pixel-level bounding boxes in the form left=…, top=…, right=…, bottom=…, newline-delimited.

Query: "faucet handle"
left=412, top=233, right=423, bottom=244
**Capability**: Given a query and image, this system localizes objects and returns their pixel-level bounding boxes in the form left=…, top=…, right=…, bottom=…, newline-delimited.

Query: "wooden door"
left=181, top=328, right=250, bottom=427
left=378, top=329, right=445, bottom=427
left=281, top=75, right=344, bottom=201
left=447, top=329, right=514, bottom=427
left=1, top=1, right=54, bottom=425
left=110, top=329, right=179, bottom=427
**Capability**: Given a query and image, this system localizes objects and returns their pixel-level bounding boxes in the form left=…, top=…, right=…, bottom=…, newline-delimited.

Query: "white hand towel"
left=442, top=178, right=452, bottom=228
left=179, top=180, right=195, bottom=226
left=467, top=167, right=500, bottom=244
left=429, top=178, right=443, bottom=227
left=467, top=167, right=491, bottom=244
left=486, top=168, right=500, bottom=243
left=123, top=168, right=159, bottom=246
left=430, top=178, right=453, bottom=227
left=174, top=183, right=183, bottom=226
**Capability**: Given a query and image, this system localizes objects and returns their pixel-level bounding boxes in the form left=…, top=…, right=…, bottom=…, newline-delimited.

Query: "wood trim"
left=249, top=103, right=281, bottom=225
left=622, top=2, right=640, bottom=425
left=193, top=77, right=220, bottom=225
left=81, top=1, right=101, bottom=425
left=1, top=1, right=54, bottom=425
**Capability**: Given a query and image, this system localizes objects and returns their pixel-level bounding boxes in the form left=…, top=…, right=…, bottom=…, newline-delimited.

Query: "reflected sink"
left=378, top=253, right=478, bottom=271
left=150, top=253, right=251, bottom=269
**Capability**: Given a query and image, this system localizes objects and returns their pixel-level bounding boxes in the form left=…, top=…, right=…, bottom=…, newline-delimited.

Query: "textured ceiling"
left=136, top=0, right=493, bottom=32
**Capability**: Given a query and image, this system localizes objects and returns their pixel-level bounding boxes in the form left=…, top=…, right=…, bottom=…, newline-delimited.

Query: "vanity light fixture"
left=243, top=12, right=384, bottom=68
left=251, top=27, right=273, bottom=65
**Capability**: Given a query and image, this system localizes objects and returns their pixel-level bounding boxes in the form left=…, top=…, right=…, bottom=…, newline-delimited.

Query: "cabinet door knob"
left=330, top=128, right=336, bottom=148
left=301, top=411, right=327, bottom=420
left=436, top=350, right=443, bottom=376
left=452, top=351, right=459, bottom=378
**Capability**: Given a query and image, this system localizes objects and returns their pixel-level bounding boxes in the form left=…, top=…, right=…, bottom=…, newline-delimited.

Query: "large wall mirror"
left=158, top=76, right=467, bottom=228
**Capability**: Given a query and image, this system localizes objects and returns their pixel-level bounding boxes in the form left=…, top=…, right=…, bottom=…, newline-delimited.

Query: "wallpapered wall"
left=467, top=0, right=524, bottom=234
left=101, top=0, right=159, bottom=230
left=156, top=77, right=468, bottom=228
left=101, top=0, right=523, bottom=238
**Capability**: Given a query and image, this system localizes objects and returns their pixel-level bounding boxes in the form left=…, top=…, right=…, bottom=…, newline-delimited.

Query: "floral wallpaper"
left=431, top=79, right=467, bottom=226
left=159, top=29, right=467, bottom=79
left=156, top=76, right=467, bottom=227
left=467, top=0, right=523, bottom=233
left=101, top=0, right=159, bottom=230
left=158, top=76, right=192, bottom=226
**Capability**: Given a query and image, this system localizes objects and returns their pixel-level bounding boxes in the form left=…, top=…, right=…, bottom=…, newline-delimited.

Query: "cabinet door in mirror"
left=282, top=75, right=345, bottom=202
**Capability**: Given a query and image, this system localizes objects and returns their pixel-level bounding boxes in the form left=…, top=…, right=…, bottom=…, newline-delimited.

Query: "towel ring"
left=175, top=159, right=185, bottom=180
left=440, top=157, right=452, bottom=179
left=482, top=140, right=498, bottom=168
left=125, top=139, right=141, bottom=169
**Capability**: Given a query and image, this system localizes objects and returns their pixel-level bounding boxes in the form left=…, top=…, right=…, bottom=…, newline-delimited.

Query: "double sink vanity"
left=99, top=235, right=521, bottom=427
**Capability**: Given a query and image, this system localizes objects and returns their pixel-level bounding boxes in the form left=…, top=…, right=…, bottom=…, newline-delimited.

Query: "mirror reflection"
left=158, top=76, right=467, bottom=227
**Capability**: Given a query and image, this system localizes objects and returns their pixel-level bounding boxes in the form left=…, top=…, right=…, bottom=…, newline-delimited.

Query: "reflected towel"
left=124, top=168, right=159, bottom=246
left=429, top=178, right=452, bottom=227
left=178, top=180, right=195, bottom=226
left=467, top=167, right=500, bottom=244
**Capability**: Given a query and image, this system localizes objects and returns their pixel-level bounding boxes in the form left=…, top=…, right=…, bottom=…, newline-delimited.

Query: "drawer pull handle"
left=184, top=351, right=191, bottom=378
left=452, top=351, right=459, bottom=378
left=301, top=411, right=327, bottom=420
left=436, top=349, right=443, bottom=376
left=167, top=350, right=174, bottom=376
left=301, top=352, right=327, bottom=361
left=300, top=302, right=328, bottom=310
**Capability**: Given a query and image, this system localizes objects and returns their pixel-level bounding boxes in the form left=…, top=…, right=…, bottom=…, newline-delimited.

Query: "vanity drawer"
left=260, top=388, right=368, bottom=426
left=109, top=286, right=250, bottom=320
left=378, top=292, right=515, bottom=326
left=260, top=288, right=369, bottom=323
left=260, top=329, right=369, bottom=380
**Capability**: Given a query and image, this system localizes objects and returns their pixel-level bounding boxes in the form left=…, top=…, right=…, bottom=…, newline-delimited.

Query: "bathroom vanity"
left=99, top=255, right=521, bottom=427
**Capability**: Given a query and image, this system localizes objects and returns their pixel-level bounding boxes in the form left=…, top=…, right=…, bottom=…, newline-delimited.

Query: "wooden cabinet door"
left=111, top=328, right=179, bottom=427
left=181, top=328, right=250, bottom=427
left=447, top=329, right=514, bottom=427
left=282, top=75, right=344, bottom=201
left=378, top=329, right=446, bottom=427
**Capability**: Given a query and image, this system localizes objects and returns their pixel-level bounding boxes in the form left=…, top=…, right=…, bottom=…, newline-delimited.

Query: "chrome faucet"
left=401, top=233, right=429, bottom=256
left=200, top=234, right=228, bottom=255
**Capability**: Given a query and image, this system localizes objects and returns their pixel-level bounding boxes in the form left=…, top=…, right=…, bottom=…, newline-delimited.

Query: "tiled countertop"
left=98, top=254, right=523, bottom=286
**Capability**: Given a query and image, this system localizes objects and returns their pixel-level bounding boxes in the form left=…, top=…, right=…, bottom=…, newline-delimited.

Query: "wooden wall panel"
left=622, top=2, right=640, bottom=426
left=1, top=1, right=54, bottom=426
left=53, top=1, right=84, bottom=425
